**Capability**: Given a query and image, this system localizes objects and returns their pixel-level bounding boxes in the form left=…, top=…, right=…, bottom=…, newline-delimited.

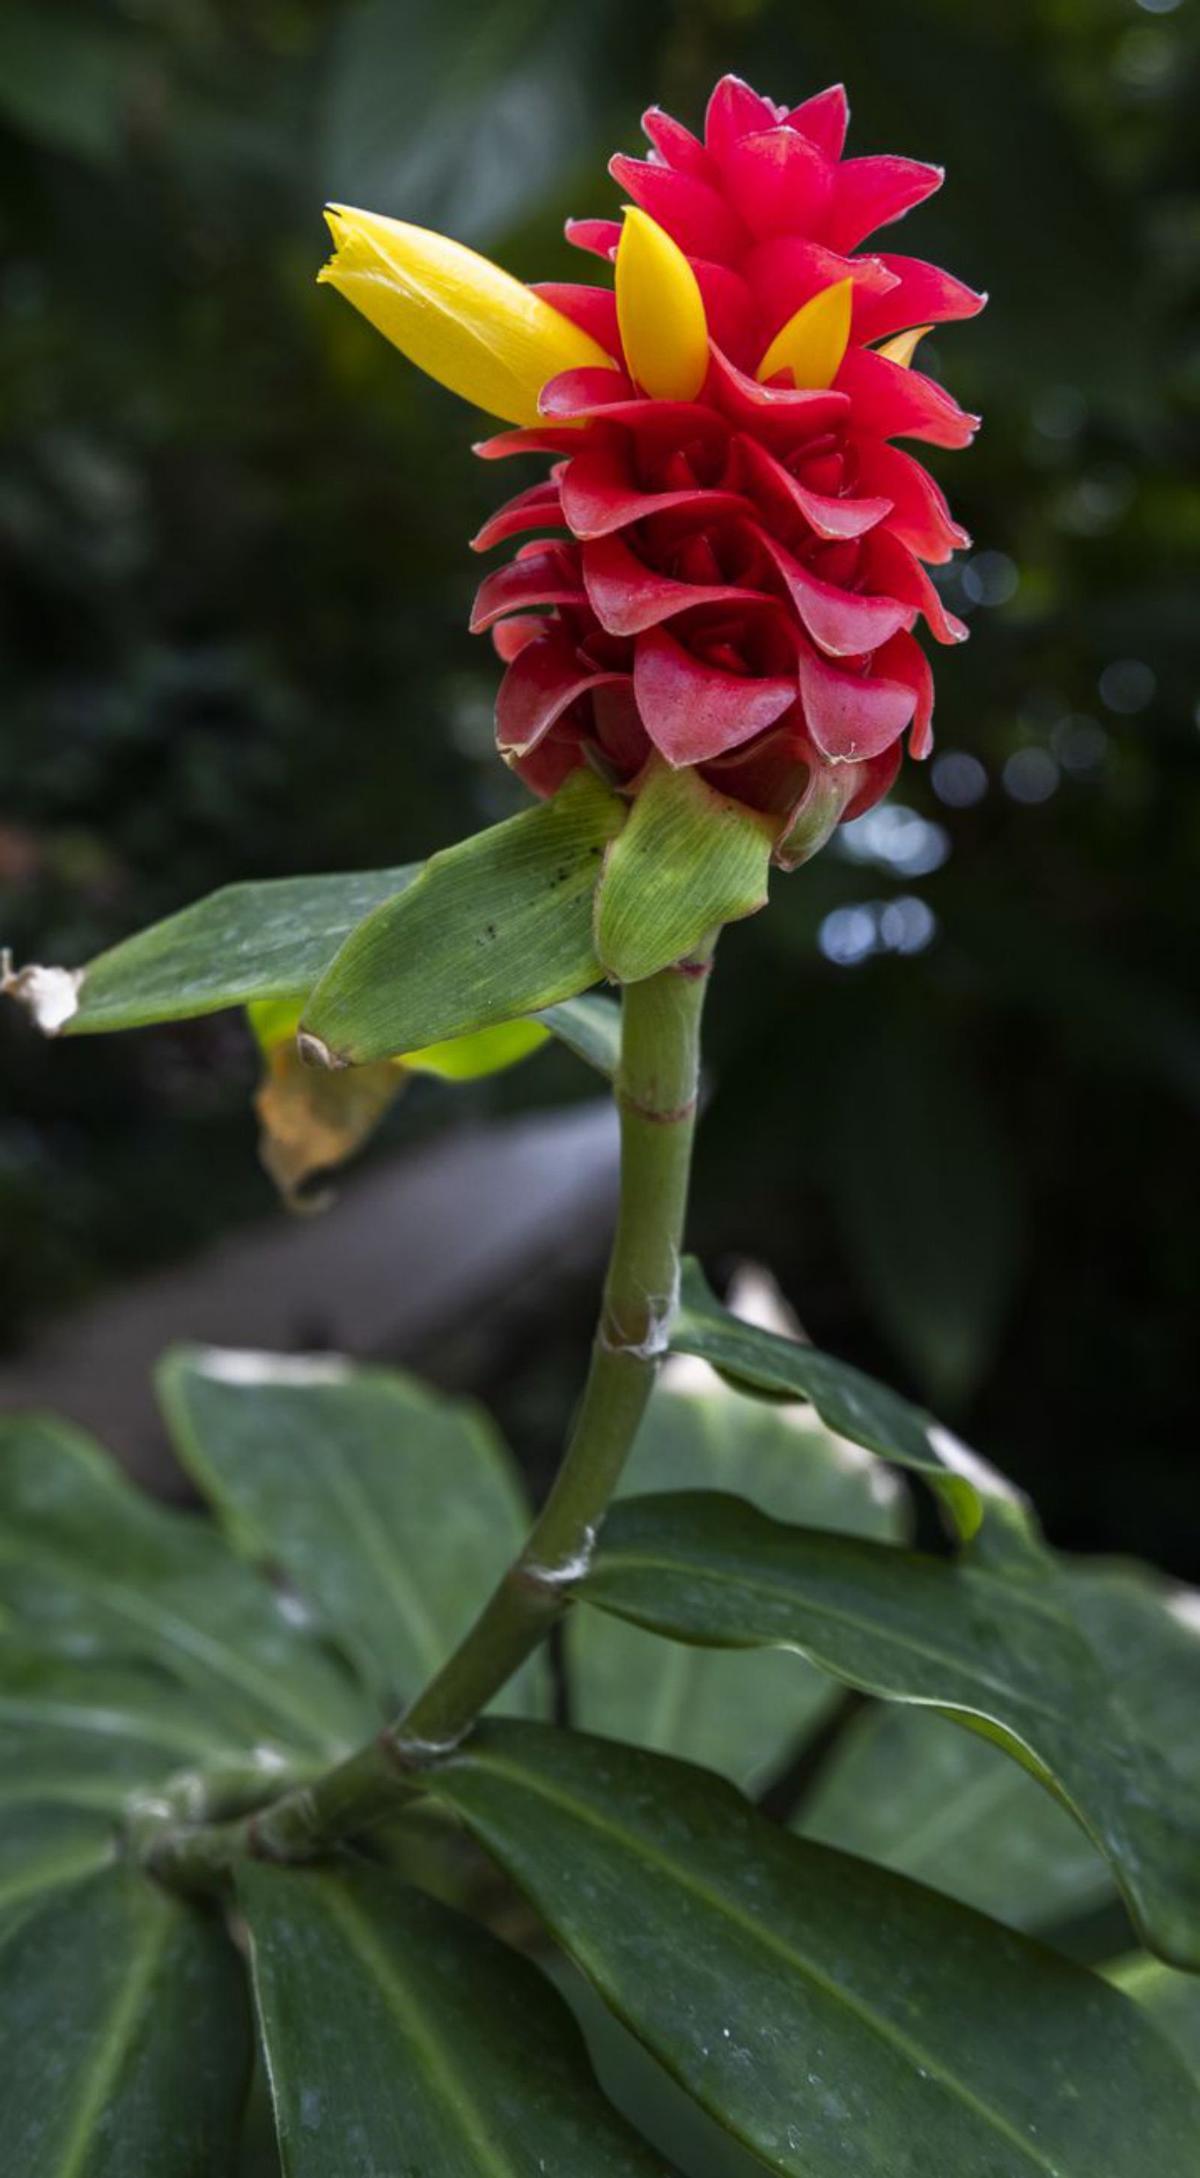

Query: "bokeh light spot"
left=962, top=551, right=1019, bottom=608
left=1098, top=659, right=1156, bottom=715
left=931, top=751, right=988, bottom=808
left=839, top=805, right=950, bottom=876
left=818, top=897, right=938, bottom=967
left=1003, top=748, right=1060, bottom=804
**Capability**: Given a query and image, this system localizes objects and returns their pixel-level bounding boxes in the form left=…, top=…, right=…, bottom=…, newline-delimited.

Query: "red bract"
left=471, top=74, right=982, bottom=862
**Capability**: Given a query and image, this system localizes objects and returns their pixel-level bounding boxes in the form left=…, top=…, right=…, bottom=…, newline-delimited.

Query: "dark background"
left=1, top=0, right=1196, bottom=1571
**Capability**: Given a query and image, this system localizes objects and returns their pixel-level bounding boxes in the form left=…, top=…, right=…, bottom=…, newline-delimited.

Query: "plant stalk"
left=145, top=946, right=712, bottom=1886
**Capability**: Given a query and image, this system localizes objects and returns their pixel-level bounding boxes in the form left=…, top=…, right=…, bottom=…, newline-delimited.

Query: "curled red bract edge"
left=474, top=72, right=983, bottom=856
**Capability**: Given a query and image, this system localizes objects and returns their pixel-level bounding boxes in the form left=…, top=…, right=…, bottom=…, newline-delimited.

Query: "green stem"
left=144, top=947, right=712, bottom=1887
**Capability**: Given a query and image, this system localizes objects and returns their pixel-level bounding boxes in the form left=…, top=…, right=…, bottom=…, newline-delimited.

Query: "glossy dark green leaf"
left=0, top=1803, right=114, bottom=1939
left=800, top=1703, right=1113, bottom=1934
left=1064, top=1560, right=1200, bottom=1754
left=240, top=1858, right=670, bottom=2175
left=302, top=771, right=624, bottom=1064
left=567, top=1370, right=906, bottom=1789
left=432, top=1721, right=1200, bottom=2178
left=236, top=2063, right=284, bottom=2178
left=0, top=1865, right=250, bottom=2175
left=579, top=1493, right=1200, bottom=1968
left=3, top=865, right=421, bottom=1037
left=0, top=1641, right=243, bottom=1814
left=594, top=762, right=774, bottom=984
left=670, top=1259, right=1020, bottom=1539
left=159, top=1346, right=550, bottom=1718
left=562, top=1969, right=767, bottom=2178
left=1107, top=1955, right=1200, bottom=2082
left=0, top=1414, right=373, bottom=1756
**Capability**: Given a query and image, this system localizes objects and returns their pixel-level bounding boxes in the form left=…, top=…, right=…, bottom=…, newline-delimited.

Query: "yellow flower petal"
left=755, top=278, right=854, bottom=390
left=319, top=205, right=615, bottom=427
left=615, top=206, right=709, bottom=403
left=874, top=324, right=933, bottom=370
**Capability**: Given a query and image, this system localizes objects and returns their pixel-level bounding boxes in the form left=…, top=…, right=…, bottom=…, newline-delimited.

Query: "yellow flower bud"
left=756, top=278, right=854, bottom=390
left=320, top=205, right=615, bottom=426
left=615, top=207, right=709, bottom=403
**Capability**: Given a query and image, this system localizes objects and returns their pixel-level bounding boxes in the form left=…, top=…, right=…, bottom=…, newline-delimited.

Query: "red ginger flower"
left=321, top=74, right=982, bottom=864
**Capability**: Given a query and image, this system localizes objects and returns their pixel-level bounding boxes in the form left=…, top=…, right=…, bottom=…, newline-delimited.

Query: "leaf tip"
left=0, top=948, right=83, bottom=1035
left=296, top=1027, right=348, bottom=1071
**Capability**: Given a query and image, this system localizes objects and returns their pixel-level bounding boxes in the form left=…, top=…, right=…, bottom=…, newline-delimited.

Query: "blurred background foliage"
left=0, top=0, right=1196, bottom=1569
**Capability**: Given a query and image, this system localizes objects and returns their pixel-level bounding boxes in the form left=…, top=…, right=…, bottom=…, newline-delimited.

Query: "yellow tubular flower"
left=615, top=207, right=709, bottom=403
left=875, top=324, right=933, bottom=369
left=319, top=205, right=615, bottom=427
left=755, top=278, right=854, bottom=390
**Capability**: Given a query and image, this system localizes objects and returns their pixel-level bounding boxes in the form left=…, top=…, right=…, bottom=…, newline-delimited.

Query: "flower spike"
left=615, top=207, right=710, bottom=403
left=320, top=76, right=983, bottom=863
left=319, top=206, right=615, bottom=427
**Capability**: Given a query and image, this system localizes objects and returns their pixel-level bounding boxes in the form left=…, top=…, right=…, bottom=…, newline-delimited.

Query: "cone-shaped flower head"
left=319, top=76, right=984, bottom=862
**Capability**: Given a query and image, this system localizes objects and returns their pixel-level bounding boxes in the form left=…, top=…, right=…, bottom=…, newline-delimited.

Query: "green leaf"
left=0, top=1866, right=250, bottom=2175
left=670, top=1259, right=1014, bottom=1538
left=252, top=999, right=557, bottom=1081
left=825, top=1024, right=1026, bottom=1408
left=2, top=861, right=618, bottom=1080
left=2, top=866, right=422, bottom=1037
left=432, top=1721, right=1200, bottom=2178
left=256, top=991, right=620, bottom=1080
left=579, top=1492, right=1200, bottom=1969
left=561, top=1968, right=768, bottom=2178
left=0, top=1804, right=114, bottom=1939
left=0, top=1414, right=373, bottom=1757
left=800, top=1702, right=1113, bottom=1935
left=250, top=999, right=550, bottom=1080
left=251, top=982, right=617, bottom=1082
left=239, top=1858, right=670, bottom=2174
left=237, top=2061, right=284, bottom=2178
left=538, top=992, right=622, bottom=1078
left=567, top=1370, right=906, bottom=1789
left=0, top=1641, right=245, bottom=1814
left=594, top=762, right=774, bottom=983
left=159, top=1347, right=550, bottom=1718
left=1107, top=1955, right=1200, bottom=2082
left=401, top=1015, right=549, bottom=1078
left=302, top=771, right=624, bottom=1064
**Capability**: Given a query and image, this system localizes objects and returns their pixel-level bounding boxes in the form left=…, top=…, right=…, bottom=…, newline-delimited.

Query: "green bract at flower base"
left=298, top=767, right=625, bottom=1064
left=593, top=759, right=777, bottom=983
